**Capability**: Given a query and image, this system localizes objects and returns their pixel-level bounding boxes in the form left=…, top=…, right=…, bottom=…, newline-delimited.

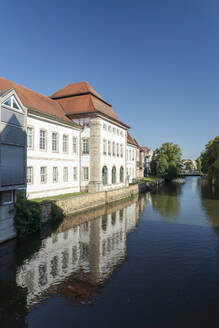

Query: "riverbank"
left=40, top=179, right=164, bottom=222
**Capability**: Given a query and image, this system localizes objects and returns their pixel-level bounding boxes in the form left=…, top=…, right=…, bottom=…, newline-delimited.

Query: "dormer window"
left=3, top=96, right=21, bottom=111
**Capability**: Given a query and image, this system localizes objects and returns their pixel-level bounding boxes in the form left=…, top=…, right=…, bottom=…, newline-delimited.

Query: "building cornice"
left=28, top=108, right=82, bottom=130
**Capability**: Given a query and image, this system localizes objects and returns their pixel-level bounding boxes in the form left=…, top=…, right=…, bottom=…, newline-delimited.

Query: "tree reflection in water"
left=198, top=179, right=219, bottom=227
left=150, top=182, right=183, bottom=221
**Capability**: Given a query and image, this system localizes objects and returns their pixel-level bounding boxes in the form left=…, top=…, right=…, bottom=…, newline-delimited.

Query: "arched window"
left=102, top=166, right=108, bottom=185
left=112, top=166, right=116, bottom=184
left=120, top=166, right=124, bottom=183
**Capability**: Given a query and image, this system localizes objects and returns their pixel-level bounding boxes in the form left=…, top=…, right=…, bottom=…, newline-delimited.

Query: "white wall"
left=127, top=143, right=137, bottom=183
left=100, top=119, right=126, bottom=190
left=27, top=114, right=81, bottom=199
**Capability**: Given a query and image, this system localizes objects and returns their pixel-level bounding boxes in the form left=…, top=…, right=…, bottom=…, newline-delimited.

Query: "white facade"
left=27, top=112, right=81, bottom=199
left=127, top=143, right=137, bottom=183
left=100, top=118, right=127, bottom=190
left=77, top=117, right=127, bottom=192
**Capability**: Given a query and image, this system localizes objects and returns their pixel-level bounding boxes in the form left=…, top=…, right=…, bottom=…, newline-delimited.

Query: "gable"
left=3, top=95, right=23, bottom=113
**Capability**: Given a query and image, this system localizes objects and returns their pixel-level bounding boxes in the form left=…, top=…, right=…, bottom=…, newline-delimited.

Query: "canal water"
left=1, top=177, right=219, bottom=327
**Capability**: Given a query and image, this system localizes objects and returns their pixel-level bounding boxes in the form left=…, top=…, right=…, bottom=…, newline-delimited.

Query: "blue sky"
left=1, top=0, right=219, bottom=159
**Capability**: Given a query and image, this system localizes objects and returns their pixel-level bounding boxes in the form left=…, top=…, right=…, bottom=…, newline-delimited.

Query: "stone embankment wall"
left=41, top=180, right=164, bottom=222
left=41, top=184, right=139, bottom=221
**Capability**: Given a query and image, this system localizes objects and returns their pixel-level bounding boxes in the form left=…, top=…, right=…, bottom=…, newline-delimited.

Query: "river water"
left=1, top=177, right=219, bottom=327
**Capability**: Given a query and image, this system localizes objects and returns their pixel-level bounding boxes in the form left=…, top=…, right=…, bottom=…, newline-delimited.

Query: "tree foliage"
left=151, top=142, right=182, bottom=180
left=199, top=135, right=219, bottom=185
left=15, top=193, right=42, bottom=237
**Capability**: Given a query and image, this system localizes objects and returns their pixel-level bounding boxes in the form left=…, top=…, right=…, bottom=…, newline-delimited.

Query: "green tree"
left=200, top=136, right=219, bottom=185
left=151, top=142, right=182, bottom=181
left=196, top=156, right=202, bottom=172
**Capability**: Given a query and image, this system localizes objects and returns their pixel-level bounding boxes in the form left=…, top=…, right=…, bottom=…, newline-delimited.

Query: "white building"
left=0, top=78, right=82, bottom=200
left=50, top=82, right=129, bottom=192
left=127, top=132, right=137, bottom=183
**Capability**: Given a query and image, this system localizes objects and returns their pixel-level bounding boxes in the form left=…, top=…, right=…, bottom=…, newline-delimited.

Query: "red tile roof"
left=50, top=81, right=126, bottom=126
left=127, top=132, right=138, bottom=146
left=0, top=78, right=76, bottom=126
left=50, top=81, right=104, bottom=101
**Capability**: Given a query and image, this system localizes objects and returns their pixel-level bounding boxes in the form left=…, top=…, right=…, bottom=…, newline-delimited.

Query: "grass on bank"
left=32, top=192, right=87, bottom=203
left=140, top=177, right=161, bottom=182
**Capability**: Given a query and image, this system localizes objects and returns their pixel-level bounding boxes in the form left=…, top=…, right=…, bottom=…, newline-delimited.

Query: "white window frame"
left=53, top=167, right=58, bottom=183
left=82, top=167, right=89, bottom=181
left=73, top=137, right=78, bottom=155
left=39, top=129, right=47, bottom=151
left=82, top=138, right=89, bottom=155
left=40, top=167, right=47, bottom=184
left=73, top=167, right=78, bottom=181
left=52, top=132, right=59, bottom=153
left=27, top=126, right=34, bottom=150
left=27, top=167, right=33, bottom=184
left=63, top=135, right=69, bottom=154
left=63, top=167, right=68, bottom=182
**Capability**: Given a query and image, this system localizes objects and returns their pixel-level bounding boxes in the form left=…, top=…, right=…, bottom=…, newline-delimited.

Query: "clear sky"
left=1, top=0, right=219, bottom=159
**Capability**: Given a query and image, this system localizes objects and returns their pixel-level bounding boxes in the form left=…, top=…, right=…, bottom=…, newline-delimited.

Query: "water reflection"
left=199, top=179, right=219, bottom=227
left=15, top=195, right=146, bottom=308
left=150, top=182, right=183, bottom=221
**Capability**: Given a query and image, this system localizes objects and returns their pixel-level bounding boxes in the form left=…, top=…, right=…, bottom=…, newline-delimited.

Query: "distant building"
left=141, top=147, right=153, bottom=175
left=127, top=133, right=138, bottom=183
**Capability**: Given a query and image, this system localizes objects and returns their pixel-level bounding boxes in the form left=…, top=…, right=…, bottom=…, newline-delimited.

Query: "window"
left=120, top=144, right=123, bottom=157
left=117, top=143, right=119, bottom=157
left=52, top=132, right=58, bottom=152
left=73, top=167, right=78, bottom=181
left=112, top=166, right=116, bottom=184
left=40, top=130, right=46, bottom=150
left=27, top=127, right=33, bottom=150
left=40, top=167, right=47, bottom=183
left=82, top=167, right=89, bottom=181
left=113, top=127, right=116, bottom=134
left=103, top=139, right=107, bottom=155
left=0, top=191, right=13, bottom=205
left=73, top=137, right=78, bottom=155
left=112, top=142, right=115, bottom=156
left=108, top=125, right=111, bottom=132
left=103, top=123, right=107, bottom=130
left=120, top=166, right=124, bottom=183
left=132, top=151, right=134, bottom=161
left=63, top=167, right=68, bottom=182
left=53, top=167, right=58, bottom=183
left=27, top=167, right=33, bottom=184
left=117, top=129, right=119, bottom=136
left=102, top=166, right=108, bottom=185
left=63, top=135, right=68, bottom=153
left=3, top=96, right=21, bottom=111
left=108, top=141, right=111, bottom=156
left=82, top=139, right=89, bottom=154
left=120, top=130, right=123, bottom=137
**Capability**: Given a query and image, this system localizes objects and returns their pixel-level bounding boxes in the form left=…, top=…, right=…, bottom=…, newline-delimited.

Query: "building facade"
left=127, top=133, right=137, bottom=183
left=0, top=89, right=27, bottom=242
left=50, top=82, right=129, bottom=192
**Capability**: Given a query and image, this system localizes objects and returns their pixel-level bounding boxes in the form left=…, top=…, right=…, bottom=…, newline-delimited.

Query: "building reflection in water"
left=16, top=195, right=147, bottom=307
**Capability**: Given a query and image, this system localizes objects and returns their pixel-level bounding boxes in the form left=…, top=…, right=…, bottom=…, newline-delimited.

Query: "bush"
left=50, top=202, right=64, bottom=222
left=15, top=193, right=42, bottom=238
